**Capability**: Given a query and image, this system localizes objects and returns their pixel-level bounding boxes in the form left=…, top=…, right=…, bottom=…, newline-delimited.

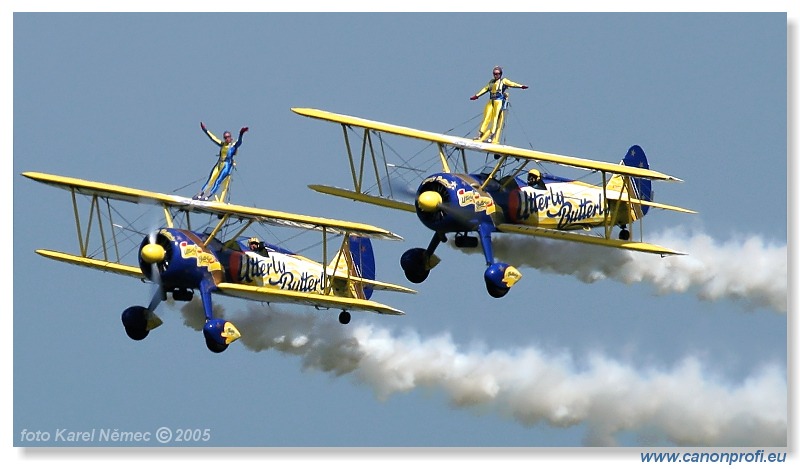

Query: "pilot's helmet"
left=248, top=237, right=261, bottom=248
left=527, top=168, right=541, bottom=183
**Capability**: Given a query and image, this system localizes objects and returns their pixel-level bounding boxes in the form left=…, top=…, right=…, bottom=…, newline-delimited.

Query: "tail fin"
left=348, top=235, right=376, bottom=299
left=326, top=235, right=377, bottom=300
left=605, top=145, right=653, bottom=217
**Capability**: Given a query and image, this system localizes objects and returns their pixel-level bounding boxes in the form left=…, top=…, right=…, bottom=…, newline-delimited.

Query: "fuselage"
left=224, top=249, right=328, bottom=294
left=484, top=174, right=612, bottom=230
left=141, top=228, right=340, bottom=296
left=414, top=172, right=635, bottom=235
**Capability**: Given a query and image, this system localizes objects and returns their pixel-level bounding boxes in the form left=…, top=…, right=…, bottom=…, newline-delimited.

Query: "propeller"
left=121, top=229, right=167, bottom=339
left=139, top=229, right=171, bottom=317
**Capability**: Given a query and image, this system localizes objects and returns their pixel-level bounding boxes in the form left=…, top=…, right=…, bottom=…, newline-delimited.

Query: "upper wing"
left=215, top=282, right=405, bottom=315
left=292, top=108, right=683, bottom=182
left=22, top=171, right=403, bottom=241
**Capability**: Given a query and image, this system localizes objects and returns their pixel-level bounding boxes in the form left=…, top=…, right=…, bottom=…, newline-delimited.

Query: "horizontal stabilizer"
left=36, top=249, right=144, bottom=278
left=309, top=184, right=416, bottom=213
left=328, top=272, right=417, bottom=294
left=495, top=224, right=686, bottom=256
left=215, top=282, right=406, bottom=316
left=606, top=195, right=697, bottom=214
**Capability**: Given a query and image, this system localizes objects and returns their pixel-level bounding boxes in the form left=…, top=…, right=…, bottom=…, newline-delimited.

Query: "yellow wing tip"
left=292, top=107, right=321, bottom=116
left=22, top=171, right=52, bottom=181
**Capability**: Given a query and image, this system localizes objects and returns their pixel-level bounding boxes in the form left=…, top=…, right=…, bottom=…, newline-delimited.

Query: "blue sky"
left=7, top=5, right=795, bottom=467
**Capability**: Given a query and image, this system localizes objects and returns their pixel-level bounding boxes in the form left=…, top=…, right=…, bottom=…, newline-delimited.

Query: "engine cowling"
left=414, top=173, right=495, bottom=234
left=138, top=229, right=223, bottom=291
left=132, top=229, right=238, bottom=352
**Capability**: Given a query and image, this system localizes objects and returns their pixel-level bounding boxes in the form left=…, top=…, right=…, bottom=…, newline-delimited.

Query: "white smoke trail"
left=460, top=226, right=787, bottom=313
left=178, top=300, right=786, bottom=446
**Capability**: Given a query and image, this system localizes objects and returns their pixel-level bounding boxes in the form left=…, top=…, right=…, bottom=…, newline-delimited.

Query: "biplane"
left=23, top=171, right=414, bottom=353
left=292, top=108, right=696, bottom=298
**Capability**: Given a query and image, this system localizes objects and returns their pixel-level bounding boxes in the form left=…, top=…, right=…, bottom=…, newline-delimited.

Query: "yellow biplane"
left=24, top=171, right=414, bottom=352
left=292, top=108, right=696, bottom=298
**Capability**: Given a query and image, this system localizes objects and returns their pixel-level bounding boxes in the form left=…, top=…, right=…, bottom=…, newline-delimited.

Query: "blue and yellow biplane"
left=24, top=171, right=414, bottom=352
left=292, top=108, right=696, bottom=298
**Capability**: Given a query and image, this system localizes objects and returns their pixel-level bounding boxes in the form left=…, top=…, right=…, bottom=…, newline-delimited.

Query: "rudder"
left=348, top=235, right=376, bottom=299
left=607, top=145, right=653, bottom=217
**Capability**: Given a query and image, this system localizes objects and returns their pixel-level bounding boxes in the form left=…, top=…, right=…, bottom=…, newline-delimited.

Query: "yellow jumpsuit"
left=473, top=77, right=525, bottom=142
left=197, top=127, right=245, bottom=201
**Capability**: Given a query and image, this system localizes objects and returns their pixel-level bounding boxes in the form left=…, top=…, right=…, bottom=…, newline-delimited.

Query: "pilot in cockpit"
left=247, top=237, right=269, bottom=256
left=527, top=168, right=546, bottom=190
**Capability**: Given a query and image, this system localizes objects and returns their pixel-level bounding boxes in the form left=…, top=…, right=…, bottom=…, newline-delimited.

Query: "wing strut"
left=71, top=189, right=86, bottom=256
left=202, top=214, right=231, bottom=248
left=341, top=125, right=390, bottom=197
left=321, top=226, right=329, bottom=294
left=94, top=196, right=110, bottom=261
left=364, top=130, right=385, bottom=196
left=322, top=235, right=353, bottom=297
left=227, top=219, right=255, bottom=248
left=71, top=189, right=113, bottom=260
left=606, top=173, right=626, bottom=237
left=601, top=171, right=611, bottom=239
left=479, top=155, right=508, bottom=191
left=162, top=204, right=174, bottom=228
left=342, top=124, right=360, bottom=192
left=106, top=198, right=121, bottom=262
left=437, top=144, right=452, bottom=173
left=67, top=189, right=131, bottom=264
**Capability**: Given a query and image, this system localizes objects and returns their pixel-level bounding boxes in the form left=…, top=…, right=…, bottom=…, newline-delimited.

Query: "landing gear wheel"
left=619, top=228, right=630, bottom=241
left=205, top=336, right=228, bottom=353
left=338, top=311, right=351, bottom=325
left=121, top=306, right=150, bottom=341
left=400, top=248, right=431, bottom=283
left=486, top=282, right=510, bottom=298
left=124, top=326, right=149, bottom=341
left=483, top=263, right=519, bottom=298
left=403, top=267, right=430, bottom=284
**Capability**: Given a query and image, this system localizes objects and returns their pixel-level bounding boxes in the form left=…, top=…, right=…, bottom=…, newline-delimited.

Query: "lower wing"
left=495, top=224, right=686, bottom=256
left=36, top=249, right=144, bottom=278
left=308, top=184, right=416, bottom=213
left=215, top=283, right=406, bottom=316
left=37, top=250, right=410, bottom=314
